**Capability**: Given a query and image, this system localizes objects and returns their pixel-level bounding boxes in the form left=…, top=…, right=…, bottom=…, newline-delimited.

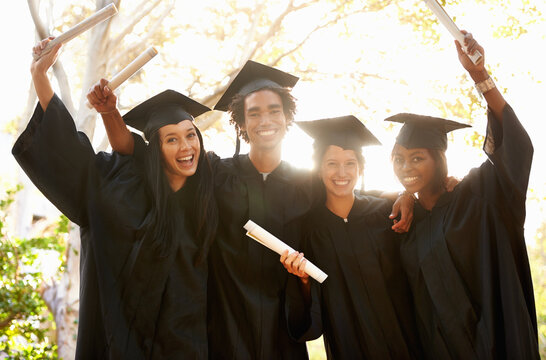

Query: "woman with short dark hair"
left=388, top=32, right=539, bottom=359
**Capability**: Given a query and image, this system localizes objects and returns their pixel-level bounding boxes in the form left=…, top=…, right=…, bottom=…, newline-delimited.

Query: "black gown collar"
left=415, top=188, right=455, bottom=219
left=236, top=154, right=292, bottom=182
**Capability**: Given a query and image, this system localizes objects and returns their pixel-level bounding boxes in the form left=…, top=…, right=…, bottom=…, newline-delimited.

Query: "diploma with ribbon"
left=422, top=0, right=483, bottom=64
left=244, top=220, right=328, bottom=283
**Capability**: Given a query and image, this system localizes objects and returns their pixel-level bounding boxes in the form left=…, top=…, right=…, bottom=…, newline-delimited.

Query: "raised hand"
left=455, top=31, right=486, bottom=75
left=31, top=37, right=62, bottom=76
left=87, top=79, right=118, bottom=115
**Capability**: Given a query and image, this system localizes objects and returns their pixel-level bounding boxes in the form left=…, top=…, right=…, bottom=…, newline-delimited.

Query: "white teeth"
left=403, top=176, right=418, bottom=182
left=258, top=130, right=276, bottom=136
left=333, top=180, right=350, bottom=186
left=178, top=155, right=193, bottom=161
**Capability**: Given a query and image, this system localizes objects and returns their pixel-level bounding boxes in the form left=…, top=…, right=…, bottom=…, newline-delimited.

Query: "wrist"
left=31, top=69, right=49, bottom=81
left=99, top=109, right=119, bottom=116
left=469, top=69, right=490, bottom=83
left=474, top=76, right=496, bottom=97
left=398, top=190, right=416, bottom=201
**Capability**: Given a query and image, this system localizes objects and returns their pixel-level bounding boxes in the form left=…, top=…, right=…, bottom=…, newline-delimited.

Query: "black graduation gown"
left=12, top=94, right=208, bottom=359
left=206, top=154, right=314, bottom=359
left=285, top=195, right=423, bottom=359
left=400, top=104, right=539, bottom=359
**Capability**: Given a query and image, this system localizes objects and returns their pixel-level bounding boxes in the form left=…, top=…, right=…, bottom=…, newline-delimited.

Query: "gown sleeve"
left=284, top=225, right=324, bottom=342
left=466, top=104, right=533, bottom=225
left=12, top=94, right=148, bottom=228
left=12, top=95, right=97, bottom=226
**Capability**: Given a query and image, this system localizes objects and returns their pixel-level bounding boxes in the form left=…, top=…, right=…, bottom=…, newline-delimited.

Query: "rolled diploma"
left=86, top=47, right=158, bottom=108
left=34, top=3, right=118, bottom=60
left=244, top=220, right=328, bottom=283
left=422, top=0, right=482, bottom=64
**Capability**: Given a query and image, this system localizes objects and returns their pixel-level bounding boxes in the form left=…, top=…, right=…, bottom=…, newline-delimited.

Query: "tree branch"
left=108, top=1, right=173, bottom=71
left=109, top=0, right=164, bottom=51
left=244, top=0, right=297, bottom=62
left=0, top=313, right=17, bottom=331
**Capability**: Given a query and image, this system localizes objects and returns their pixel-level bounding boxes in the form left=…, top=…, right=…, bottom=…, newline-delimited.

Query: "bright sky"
left=1, top=1, right=545, bottom=242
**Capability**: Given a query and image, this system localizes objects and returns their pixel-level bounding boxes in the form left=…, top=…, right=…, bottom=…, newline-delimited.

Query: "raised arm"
left=456, top=32, right=532, bottom=224
left=86, top=80, right=135, bottom=154
left=456, top=31, right=506, bottom=120
left=31, top=37, right=62, bottom=110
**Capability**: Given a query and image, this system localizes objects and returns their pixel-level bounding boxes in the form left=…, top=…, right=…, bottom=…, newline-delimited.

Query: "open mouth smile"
left=333, top=180, right=350, bottom=186
left=257, top=129, right=277, bottom=136
left=177, top=154, right=195, bottom=167
left=402, top=176, right=419, bottom=185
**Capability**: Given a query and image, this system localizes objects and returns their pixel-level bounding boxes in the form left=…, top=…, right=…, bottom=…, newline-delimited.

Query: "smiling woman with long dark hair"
left=12, top=37, right=218, bottom=359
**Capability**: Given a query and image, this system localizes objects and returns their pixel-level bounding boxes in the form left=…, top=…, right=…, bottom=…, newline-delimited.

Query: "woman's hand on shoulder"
left=390, top=192, right=415, bottom=233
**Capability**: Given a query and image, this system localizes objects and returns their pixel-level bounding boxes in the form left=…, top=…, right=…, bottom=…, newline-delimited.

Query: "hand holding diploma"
left=31, top=37, right=63, bottom=111
left=86, top=47, right=158, bottom=109
left=86, top=80, right=135, bottom=154
left=87, top=78, right=118, bottom=115
left=244, top=220, right=328, bottom=283
left=422, top=0, right=482, bottom=64
left=281, top=250, right=310, bottom=282
left=34, top=3, right=118, bottom=60
left=456, top=31, right=485, bottom=74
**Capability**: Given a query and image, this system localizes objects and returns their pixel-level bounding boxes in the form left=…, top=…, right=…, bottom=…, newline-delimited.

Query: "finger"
left=90, top=84, right=106, bottom=103
left=389, top=202, right=400, bottom=219
left=398, top=205, right=408, bottom=225
left=280, top=249, right=289, bottom=263
left=284, top=252, right=298, bottom=267
left=454, top=39, right=465, bottom=57
left=467, top=39, right=478, bottom=55
left=86, top=90, right=98, bottom=105
left=95, top=85, right=106, bottom=102
left=296, top=253, right=305, bottom=269
left=298, top=258, right=308, bottom=276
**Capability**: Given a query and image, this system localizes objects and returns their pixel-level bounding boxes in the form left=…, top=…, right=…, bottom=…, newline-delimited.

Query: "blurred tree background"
left=1, top=0, right=544, bottom=358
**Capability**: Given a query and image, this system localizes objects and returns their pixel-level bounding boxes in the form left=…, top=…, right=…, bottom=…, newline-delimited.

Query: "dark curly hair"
left=227, top=87, right=297, bottom=143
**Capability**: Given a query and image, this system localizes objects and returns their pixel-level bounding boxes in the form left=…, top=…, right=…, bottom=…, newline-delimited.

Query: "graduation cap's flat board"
left=123, top=89, right=210, bottom=140
left=214, top=60, right=299, bottom=112
left=296, top=115, right=381, bottom=151
left=385, top=113, right=470, bottom=150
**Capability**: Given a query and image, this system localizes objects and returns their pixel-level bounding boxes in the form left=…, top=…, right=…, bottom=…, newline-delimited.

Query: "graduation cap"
left=123, top=89, right=210, bottom=140
left=214, top=60, right=299, bottom=112
left=385, top=113, right=471, bottom=151
left=296, top=115, right=382, bottom=151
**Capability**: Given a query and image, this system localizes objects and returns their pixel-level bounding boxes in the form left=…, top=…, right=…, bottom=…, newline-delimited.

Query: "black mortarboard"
left=296, top=115, right=381, bottom=151
left=385, top=113, right=471, bottom=151
left=123, top=89, right=210, bottom=140
left=213, top=60, right=299, bottom=112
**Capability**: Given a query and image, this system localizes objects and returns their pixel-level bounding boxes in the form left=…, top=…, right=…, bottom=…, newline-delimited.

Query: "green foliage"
left=0, top=187, right=68, bottom=359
